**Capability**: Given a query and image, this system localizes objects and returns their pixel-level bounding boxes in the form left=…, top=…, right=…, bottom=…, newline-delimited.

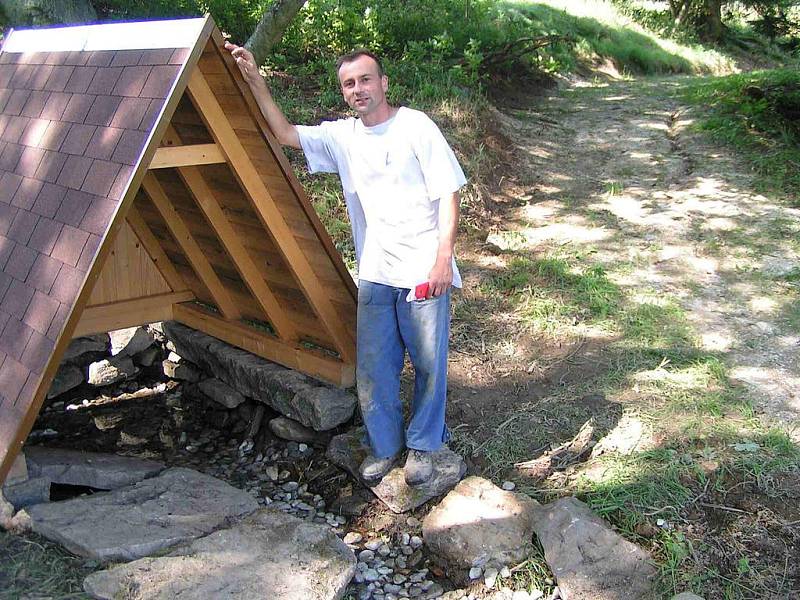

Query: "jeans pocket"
left=357, top=282, right=373, bottom=306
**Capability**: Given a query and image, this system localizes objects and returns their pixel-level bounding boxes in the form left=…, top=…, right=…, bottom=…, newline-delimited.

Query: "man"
left=226, top=42, right=465, bottom=486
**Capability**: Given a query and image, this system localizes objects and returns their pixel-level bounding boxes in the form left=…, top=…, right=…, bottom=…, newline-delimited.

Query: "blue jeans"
left=356, top=280, right=450, bottom=458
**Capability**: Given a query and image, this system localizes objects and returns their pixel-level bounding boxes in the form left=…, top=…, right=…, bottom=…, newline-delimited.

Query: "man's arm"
left=428, top=191, right=460, bottom=298
left=224, top=42, right=301, bottom=149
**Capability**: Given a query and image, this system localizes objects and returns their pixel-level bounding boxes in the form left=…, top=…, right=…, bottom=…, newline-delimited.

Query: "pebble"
left=365, top=539, right=383, bottom=551
left=410, top=535, right=423, bottom=549
left=501, top=481, right=516, bottom=491
left=344, top=532, right=364, bottom=545
left=359, top=549, right=375, bottom=562
left=484, top=567, right=498, bottom=589
left=468, top=566, right=482, bottom=580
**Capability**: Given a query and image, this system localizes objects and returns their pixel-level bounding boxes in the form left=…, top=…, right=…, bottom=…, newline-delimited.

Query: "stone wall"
left=44, top=322, right=357, bottom=433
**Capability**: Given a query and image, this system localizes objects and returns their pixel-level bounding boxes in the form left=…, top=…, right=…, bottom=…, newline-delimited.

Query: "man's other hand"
left=428, top=256, right=453, bottom=298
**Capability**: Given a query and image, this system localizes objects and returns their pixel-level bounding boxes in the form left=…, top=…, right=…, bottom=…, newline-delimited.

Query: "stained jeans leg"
left=397, top=288, right=450, bottom=451
left=356, top=281, right=406, bottom=458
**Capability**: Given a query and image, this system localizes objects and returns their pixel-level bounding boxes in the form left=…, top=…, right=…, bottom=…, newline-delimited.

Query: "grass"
left=503, top=0, right=738, bottom=75
left=452, top=235, right=800, bottom=597
left=683, top=68, right=800, bottom=205
left=0, top=530, right=92, bottom=599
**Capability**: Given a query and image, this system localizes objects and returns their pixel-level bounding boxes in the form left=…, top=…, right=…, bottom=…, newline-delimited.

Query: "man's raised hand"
left=224, top=41, right=261, bottom=86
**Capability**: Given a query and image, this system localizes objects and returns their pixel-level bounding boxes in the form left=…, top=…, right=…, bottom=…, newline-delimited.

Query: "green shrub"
left=685, top=68, right=800, bottom=203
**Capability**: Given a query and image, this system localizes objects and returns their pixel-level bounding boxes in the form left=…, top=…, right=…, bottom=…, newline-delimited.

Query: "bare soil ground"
left=444, top=75, right=800, bottom=598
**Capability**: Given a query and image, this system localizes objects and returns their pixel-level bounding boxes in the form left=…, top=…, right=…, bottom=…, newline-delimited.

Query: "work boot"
left=359, top=453, right=399, bottom=485
left=404, top=449, right=433, bottom=486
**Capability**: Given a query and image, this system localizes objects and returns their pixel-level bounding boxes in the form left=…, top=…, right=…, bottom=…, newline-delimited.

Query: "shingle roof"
left=0, top=25, right=193, bottom=416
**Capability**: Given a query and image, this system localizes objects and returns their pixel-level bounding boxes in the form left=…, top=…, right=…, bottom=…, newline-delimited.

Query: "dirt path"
left=487, top=76, right=800, bottom=435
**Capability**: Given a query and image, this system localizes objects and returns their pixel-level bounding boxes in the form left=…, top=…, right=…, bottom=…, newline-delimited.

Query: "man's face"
left=338, top=55, right=388, bottom=116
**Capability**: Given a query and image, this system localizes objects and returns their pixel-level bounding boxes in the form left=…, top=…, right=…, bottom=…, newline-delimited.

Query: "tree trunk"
left=244, top=0, right=306, bottom=65
left=0, top=0, right=96, bottom=26
left=703, top=0, right=725, bottom=41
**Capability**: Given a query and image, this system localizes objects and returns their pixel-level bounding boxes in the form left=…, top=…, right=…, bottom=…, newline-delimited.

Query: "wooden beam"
left=76, top=291, right=195, bottom=336
left=186, top=70, right=356, bottom=363
left=141, top=172, right=241, bottom=320
left=209, top=29, right=357, bottom=305
left=150, top=143, right=225, bottom=169
left=174, top=302, right=354, bottom=387
left=125, top=205, right=190, bottom=293
left=177, top=165, right=297, bottom=341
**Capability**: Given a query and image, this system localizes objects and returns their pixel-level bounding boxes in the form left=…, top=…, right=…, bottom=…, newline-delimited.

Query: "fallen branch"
left=515, top=417, right=597, bottom=481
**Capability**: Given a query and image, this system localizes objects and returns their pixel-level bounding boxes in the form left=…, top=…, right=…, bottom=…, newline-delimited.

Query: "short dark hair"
left=336, top=49, right=384, bottom=77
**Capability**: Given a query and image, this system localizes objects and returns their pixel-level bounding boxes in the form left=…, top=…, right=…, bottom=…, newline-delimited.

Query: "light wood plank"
left=187, top=69, right=355, bottom=363
left=141, top=172, right=241, bottom=320
left=177, top=165, right=297, bottom=341
left=75, top=291, right=195, bottom=337
left=150, top=143, right=225, bottom=169
left=87, top=220, right=175, bottom=305
left=174, top=302, right=354, bottom=387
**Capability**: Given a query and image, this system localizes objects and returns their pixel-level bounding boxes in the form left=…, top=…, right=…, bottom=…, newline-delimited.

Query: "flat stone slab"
left=27, top=467, right=258, bottom=562
left=162, top=321, right=356, bottom=430
left=423, top=476, right=539, bottom=569
left=531, top=497, right=657, bottom=600
left=83, top=508, right=356, bottom=600
left=2, top=476, right=49, bottom=510
left=25, top=447, right=164, bottom=490
left=327, top=430, right=466, bottom=513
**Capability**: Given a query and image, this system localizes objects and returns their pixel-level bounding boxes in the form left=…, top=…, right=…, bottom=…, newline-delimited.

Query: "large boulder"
left=109, top=327, right=155, bottom=358
left=269, top=416, right=322, bottom=444
left=62, top=334, right=110, bottom=363
left=83, top=509, right=356, bottom=600
left=422, top=477, right=538, bottom=569
left=327, top=429, right=466, bottom=513
left=162, top=321, right=357, bottom=430
left=162, top=359, right=201, bottom=382
left=46, top=364, right=84, bottom=398
left=88, top=355, right=136, bottom=386
left=27, top=467, right=258, bottom=562
left=198, top=378, right=246, bottom=409
left=531, top=497, right=658, bottom=600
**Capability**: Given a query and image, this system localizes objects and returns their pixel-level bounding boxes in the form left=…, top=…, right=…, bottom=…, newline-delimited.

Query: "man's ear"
left=381, top=74, right=388, bottom=93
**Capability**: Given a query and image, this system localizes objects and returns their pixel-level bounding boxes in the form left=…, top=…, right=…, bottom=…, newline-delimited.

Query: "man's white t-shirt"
left=296, top=107, right=466, bottom=289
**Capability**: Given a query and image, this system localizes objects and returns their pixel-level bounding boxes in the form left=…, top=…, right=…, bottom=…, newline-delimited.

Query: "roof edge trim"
left=2, top=17, right=207, bottom=53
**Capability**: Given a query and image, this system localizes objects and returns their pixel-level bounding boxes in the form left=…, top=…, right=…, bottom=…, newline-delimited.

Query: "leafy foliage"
left=684, top=68, right=800, bottom=202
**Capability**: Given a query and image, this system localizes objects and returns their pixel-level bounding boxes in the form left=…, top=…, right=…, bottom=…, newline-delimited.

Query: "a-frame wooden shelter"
left=0, top=16, right=357, bottom=485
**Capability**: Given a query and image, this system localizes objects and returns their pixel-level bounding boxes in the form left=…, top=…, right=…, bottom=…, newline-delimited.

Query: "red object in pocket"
left=414, top=282, right=430, bottom=300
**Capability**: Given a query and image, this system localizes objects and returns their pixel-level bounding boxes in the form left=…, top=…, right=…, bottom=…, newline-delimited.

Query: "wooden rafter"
left=176, top=165, right=297, bottom=341
left=186, top=69, right=356, bottom=363
left=210, top=29, right=357, bottom=305
left=150, top=143, right=225, bottom=169
left=141, top=172, right=241, bottom=320
left=125, top=205, right=191, bottom=294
